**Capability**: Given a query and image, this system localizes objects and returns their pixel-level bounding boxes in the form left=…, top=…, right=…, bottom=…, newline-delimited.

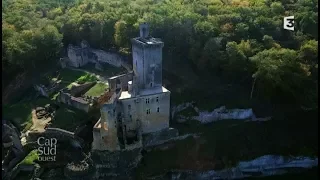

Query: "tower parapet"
left=139, top=23, right=150, bottom=38
left=131, top=23, right=164, bottom=91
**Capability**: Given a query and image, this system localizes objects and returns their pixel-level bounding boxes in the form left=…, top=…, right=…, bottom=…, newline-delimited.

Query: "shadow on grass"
left=52, top=104, right=89, bottom=132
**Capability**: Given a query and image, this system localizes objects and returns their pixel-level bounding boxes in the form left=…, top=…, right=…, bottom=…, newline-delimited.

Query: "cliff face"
left=2, top=120, right=25, bottom=179
left=90, top=148, right=142, bottom=179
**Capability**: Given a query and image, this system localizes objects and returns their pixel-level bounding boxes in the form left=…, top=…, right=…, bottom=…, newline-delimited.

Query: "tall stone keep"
left=92, top=22, right=173, bottom=153
left=97, top=103, right=120, bottom=151
left=131, top=23, right=164, bottom=94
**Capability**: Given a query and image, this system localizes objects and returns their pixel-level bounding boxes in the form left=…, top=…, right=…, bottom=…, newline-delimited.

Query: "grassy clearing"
left=85, top=82, right=108, bottom=97
left=3, top=98, right=52, bottom=132
left=58, top=68, right=97, bottom=84
left=20, top=150, right=39, bottom=165
left=3, top=97, right=89, bottom=132
left=48, top=68, right=98, bottom=100
left=81, top=63, right=127, bottom=78
left=52, top=103, right=89, bottom=131
left=136, top=110, right=318, bottom=178
left=4, top=69, right=94, bottom=132
left=58, top=68, right=89, bottom=82
left=76, top=74, right=97, bottom=84
left=53, top=68, right=97, bottom=89
left=3, top=103, right=32, bottom=131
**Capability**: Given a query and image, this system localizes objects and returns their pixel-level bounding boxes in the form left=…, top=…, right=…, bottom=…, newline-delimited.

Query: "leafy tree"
left=262, top=35, right=281, bottom=49
left=114, top=20, right=129, bottom=48
left=250, top=48, right=312, bottom=103
left=201, top=38, right=225, bottom=72
left=270, top=2, right=285, bottom=14
left=299, top=40, right=318, bottom=64
left=2, top=0, right=318, bottom=108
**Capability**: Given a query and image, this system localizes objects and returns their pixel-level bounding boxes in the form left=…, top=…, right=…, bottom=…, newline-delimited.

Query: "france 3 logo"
left=283, top=16, right=294, bottom=31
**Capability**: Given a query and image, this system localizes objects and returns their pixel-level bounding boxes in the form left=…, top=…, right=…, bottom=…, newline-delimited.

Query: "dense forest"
left=2, top=0, right=318, bottom=108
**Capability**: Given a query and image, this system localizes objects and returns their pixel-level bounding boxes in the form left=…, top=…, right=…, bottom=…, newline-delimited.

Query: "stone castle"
left=92, top=23, right=174, bottom=152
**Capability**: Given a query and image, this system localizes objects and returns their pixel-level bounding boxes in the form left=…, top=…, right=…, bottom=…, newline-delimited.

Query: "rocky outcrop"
left=142, top=128, right=179, bottom=148
left=2, top=120, right=25, bottom=179
left=65, top=41, right=131, bottom=71
left=159, top=155, right=318, bottom=180
left=193, top=106, right=254, bottom=123
left=172, top=103, right=271, bottom=124
left=171, top=102, right=196, bottom=119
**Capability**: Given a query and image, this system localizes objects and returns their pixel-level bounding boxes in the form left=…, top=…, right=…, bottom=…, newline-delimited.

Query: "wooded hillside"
left=2, top=0, right=318, bottom=108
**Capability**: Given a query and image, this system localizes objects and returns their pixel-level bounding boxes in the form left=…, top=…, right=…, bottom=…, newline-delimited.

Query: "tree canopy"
left=2, top=0, right=318, bottom=107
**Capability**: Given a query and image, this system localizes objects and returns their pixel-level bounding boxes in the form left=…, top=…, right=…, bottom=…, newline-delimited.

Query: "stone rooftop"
left=119, top=86, right=169, bottom=100
left=131, top=37, right=164, bottom=47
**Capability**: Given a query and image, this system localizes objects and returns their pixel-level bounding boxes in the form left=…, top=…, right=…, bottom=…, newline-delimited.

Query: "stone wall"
left=66, top=41, right=130, bottom=70
left=96, top=91, right=113, bottom=106
left=34, top=85, right=49, bottom=97
left=108, top=72, right=133, bottom=92
left=57, top=92, right=91, bottom=112
left=26, top=128, right=84, bottom=147
left=91, top=50, right=122, bottom=67
left=92, top=119, right=102, bottom=150
left=34, top=81, right=61, bottom=98
left=140, top=92, right=171, bottom=134
left=70, top=82, right=96, bottom=96
left=67, top=45, right=90, bottom=68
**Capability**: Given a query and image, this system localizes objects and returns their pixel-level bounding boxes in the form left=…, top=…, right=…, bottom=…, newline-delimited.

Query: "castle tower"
left=99, top=103, right=120, bottom=151
left=131, top=23, right=164, bottom=94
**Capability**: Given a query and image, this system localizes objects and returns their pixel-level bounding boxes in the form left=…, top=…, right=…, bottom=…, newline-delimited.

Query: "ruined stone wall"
left=99, top=104, right=120, bottom=151
left=66, top=41, right=131, bottom=72
left=91, top=50, right=122, bottom=67
left=57, top=92, right=90, bottom=112
left=92, top=120, right=102, bottom=150
left=70, top=82, right=96, bottom=96
left=96, top=91, right=113, bottom=106
left=107, top=72, right=133, bottom=92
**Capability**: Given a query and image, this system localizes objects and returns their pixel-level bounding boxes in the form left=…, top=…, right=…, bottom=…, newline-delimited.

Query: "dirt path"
left=29, top=109, right=52, bottom=132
